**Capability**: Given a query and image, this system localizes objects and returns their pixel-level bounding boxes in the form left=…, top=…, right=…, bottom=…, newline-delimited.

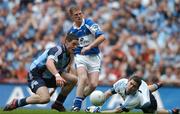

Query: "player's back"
left=30, top=49, right=49, bottom=71
left=29, top=45, right=71, bottom=79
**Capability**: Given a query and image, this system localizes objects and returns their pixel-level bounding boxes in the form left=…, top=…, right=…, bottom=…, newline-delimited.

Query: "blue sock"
left=73, top=97, right=84, bottom=109
left=18, top=98, right=27, bottom=107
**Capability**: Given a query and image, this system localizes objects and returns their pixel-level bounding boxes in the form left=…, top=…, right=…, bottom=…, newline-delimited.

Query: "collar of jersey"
left=73, top=18, right=85, bottom=29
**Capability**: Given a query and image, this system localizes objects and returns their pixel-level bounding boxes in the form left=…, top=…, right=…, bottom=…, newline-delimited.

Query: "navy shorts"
left=28, top=69, right=57, bottom=93
left=141, top=91, right=157, bottom=113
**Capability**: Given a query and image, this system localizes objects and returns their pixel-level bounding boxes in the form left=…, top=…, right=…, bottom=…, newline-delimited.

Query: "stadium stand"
left=0, top=0, right=180, bottom=86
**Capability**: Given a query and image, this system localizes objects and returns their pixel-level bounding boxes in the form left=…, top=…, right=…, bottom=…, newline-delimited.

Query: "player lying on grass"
left=3, top=33, right=78, bottom=111
left=86, top=75, right=179, bottom=114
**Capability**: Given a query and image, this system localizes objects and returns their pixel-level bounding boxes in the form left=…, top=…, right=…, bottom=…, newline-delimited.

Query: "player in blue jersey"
left=67, top=6, right=106, bottom=111
left=86, top=75, right=179, bottom=114
left=3, top=33, right=79, bottom=111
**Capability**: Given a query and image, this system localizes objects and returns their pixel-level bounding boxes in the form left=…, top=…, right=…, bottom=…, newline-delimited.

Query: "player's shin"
left=52, top=81, right=76, bottom=111
left=83, top=86, right=92, bottom=97
left=72, top=81, right=86, bottom=110
left=52, top=93, right=67, bottom=112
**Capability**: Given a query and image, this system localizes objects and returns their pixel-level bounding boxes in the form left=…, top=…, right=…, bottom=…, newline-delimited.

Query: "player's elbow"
left=99, top=35, right=106, bottom=42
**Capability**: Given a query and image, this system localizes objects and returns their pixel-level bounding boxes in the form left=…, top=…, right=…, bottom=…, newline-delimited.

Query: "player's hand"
left=55, top=74, right=66, bottom=87
left=156, top=81, right=164, bottom=89
left=81, top=46, right=91, bottom=55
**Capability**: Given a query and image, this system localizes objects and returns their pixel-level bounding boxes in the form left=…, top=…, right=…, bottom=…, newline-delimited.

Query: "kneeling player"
left=3, top=33, right=78, bottom=111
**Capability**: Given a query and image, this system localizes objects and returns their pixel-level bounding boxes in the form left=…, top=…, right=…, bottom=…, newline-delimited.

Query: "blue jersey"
left=29, top=44, right=70, bottom=79
left=68, top=18, right=104, bottom=55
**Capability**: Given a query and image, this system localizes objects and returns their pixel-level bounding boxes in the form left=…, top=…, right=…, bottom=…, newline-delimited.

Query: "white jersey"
left=113, top=79, right=150, bottom=110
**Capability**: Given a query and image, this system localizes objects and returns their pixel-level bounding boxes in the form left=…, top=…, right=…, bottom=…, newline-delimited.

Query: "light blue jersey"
left=29, top=44, right=70, bottom=79
left=68, top=18, right=104, bottom=55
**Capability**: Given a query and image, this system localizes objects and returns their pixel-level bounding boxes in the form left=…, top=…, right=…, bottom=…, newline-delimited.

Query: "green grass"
left=0, top=109, right=143, bottom=114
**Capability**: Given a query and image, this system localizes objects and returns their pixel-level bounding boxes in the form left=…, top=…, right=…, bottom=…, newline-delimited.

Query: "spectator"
left=0, top=0, right=179, bottom=87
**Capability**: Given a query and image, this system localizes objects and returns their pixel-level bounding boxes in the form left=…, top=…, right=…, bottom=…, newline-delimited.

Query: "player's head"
left=68, top=5, right=83, bottom=23
left=126, top=75, right=142, bottom=95
left=65, top=33, right=78, bottom=53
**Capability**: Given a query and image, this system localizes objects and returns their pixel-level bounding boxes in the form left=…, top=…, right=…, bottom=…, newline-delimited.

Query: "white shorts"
left=74, top=54, right=102, bottom=73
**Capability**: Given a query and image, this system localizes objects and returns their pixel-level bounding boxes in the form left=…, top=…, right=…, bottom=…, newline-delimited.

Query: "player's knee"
left=79, top=76, right=88, bottom=83
left=40, top=96, right=50, bottom=104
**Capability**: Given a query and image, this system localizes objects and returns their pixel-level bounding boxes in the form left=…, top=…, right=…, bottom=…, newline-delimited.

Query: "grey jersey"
left=29, top=44, right=70, bottom=79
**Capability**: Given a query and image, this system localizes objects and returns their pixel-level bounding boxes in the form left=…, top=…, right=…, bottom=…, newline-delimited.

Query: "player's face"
left=71, top=10, right=83, bottom=23
left=126, top=79, right=139, bottom=94
left=66, top=40, right=78, bottom=53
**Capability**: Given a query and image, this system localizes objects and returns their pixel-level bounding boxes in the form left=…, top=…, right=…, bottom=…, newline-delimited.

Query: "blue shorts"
left=28, top=69, right=57, bottom=93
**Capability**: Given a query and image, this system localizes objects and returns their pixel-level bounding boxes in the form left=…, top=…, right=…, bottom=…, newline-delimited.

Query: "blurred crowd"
left=0, top=0, right=180, bottom=86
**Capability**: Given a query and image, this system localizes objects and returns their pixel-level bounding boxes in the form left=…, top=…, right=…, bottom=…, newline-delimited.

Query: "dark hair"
left=68, top=5, right=81, bottom=15
left=129, top=75, right=142, bottom=88
left=66, top=33, right=78, bottom=42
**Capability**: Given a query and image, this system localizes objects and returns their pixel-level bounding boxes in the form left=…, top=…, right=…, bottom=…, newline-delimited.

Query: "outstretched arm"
left=148, top=82, right=163, bottom=92
left=100, top=89, right=125, bottom=113
left=104, top=89, right=113, bottom=100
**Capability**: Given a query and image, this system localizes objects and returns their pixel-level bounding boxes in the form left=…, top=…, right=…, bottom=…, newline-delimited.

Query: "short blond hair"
left=68, top=5, right=81, bottom=15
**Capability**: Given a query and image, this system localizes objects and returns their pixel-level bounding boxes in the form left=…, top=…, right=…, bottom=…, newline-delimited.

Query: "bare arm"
left=46, top=58, right=66, bottom=86
left=46, top=58, right=59, bottom=76
left=88, top=35, right=106, bottom=49
left=81, top=35, right=105, bottom=54
left=148, top=82, right=163, bottom=92
left=104, top=89, right=113, bottom=100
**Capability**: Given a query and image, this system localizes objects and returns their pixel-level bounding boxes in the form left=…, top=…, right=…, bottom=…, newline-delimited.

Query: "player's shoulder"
left=48, top=45, right=64, bottom=54
left=49, top=45, right=60, bottom=50
left=141, top=80, right=147, bottom=85
left=113, top=78, right=128, bottom=88
left=84, top=18, right=96, bottom=26
left=139, top=80, right=148, bottom=90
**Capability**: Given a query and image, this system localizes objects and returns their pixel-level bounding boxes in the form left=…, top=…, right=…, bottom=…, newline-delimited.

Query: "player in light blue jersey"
left=86, top=75, right=179, bottom=114
left=3, top=33, right=79, bottom=111
left=67, top=6, right=106, bottom=111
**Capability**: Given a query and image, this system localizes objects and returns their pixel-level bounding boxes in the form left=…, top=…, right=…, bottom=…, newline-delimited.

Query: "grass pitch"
left=0, top=109, right=143, bottom=114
